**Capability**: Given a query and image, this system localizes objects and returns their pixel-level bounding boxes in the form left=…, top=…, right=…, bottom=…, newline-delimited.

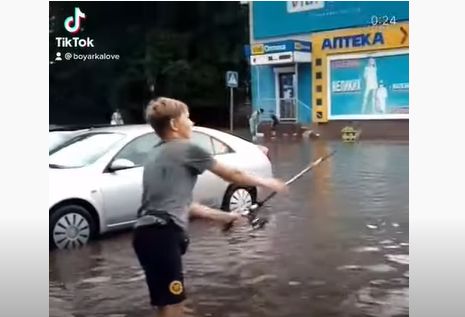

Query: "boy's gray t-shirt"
left=135, top=139, right=214, bottom=231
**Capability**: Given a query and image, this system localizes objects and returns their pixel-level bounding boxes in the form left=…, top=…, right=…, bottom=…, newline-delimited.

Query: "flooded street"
left=50, top=139, right=409, bottom=317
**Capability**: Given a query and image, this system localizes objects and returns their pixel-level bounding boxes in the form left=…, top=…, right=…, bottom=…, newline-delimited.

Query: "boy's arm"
left=189, top=202, right=241, bottom=224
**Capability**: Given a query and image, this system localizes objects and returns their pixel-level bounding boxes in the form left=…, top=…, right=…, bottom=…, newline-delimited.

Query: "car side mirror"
left=109, top=158, right=135, bottom=172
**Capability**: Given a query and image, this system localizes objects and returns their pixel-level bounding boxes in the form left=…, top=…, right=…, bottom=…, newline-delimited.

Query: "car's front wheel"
left=50, top=205, right=97, bottom=250
left=222, top=186, right=256, bottom=212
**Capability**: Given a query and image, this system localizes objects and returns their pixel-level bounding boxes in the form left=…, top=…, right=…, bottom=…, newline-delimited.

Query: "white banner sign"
left=287, top=1, right=325, bottom=13
left=250, top=52, right=294, bottom=65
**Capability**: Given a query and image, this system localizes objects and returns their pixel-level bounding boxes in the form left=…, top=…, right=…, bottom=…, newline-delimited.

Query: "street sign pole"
left=230, top=87, right=234, bottom=132
left=226, top=70, right=238, bottom=132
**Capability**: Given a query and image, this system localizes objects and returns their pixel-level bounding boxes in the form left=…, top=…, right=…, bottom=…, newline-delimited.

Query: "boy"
left=133, top=97, right=287, bottom=317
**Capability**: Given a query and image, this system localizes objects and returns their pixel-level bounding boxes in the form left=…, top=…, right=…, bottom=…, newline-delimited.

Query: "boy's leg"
left=133, top=226, right=186, bottom=314
left=157, top=302, right=185, bottom=317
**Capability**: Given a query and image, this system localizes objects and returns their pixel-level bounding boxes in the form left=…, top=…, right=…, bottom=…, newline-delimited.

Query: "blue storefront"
left=246, top=1, right=409, bottom=125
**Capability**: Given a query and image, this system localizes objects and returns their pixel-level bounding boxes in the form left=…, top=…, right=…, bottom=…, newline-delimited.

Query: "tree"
left=49, top=2, right=249, bottom=126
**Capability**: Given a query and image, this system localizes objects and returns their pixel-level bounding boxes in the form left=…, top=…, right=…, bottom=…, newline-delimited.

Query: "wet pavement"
left=50, top=138, right=409, bottom=317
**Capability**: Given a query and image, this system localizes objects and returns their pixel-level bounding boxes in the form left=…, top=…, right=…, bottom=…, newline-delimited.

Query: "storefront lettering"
left=264, top=44, right=287, bottom=52
left=392, top=83, right=409, bottom=91
left=322, top=32, right=385, bottom=50
left=332, top=80, right=361, bottom=93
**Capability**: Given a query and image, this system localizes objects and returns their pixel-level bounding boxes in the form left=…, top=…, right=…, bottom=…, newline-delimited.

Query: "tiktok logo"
left=64, top=7, right=86, bottom=34
left=56, top=7, right=95, bottom=49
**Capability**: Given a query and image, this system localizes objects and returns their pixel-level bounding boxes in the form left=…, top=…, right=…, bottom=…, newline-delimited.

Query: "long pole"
left=256, top=150, right=336, bottom=207
left=230, top=87, right=234, bottom=132
left=223, top=150, right=336, bottom=231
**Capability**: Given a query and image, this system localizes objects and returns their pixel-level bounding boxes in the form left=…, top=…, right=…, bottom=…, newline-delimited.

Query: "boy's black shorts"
left=132, top=221, right=188, bottom=307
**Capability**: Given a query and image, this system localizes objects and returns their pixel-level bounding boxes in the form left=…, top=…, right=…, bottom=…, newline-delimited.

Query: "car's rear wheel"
left=222, top=186, right=256, bottom=213
left=50, top=205, right=97, bottom=250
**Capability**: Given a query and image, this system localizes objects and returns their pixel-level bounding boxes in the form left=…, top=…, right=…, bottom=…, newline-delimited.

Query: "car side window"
left=114, top=133, right=159, bottom=166
left=211, top=137, right=232, bottom=155
left=191, top=132, right=214, bottom=155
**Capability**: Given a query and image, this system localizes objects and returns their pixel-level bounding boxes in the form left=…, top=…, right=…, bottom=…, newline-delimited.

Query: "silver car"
left=49, top=130, right=88, bottom=153
left=49, top=125, right=273, bottom=249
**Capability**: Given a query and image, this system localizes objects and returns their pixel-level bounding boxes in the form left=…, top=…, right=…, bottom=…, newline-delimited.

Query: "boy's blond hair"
left=145, top=97, right=188, bottom=138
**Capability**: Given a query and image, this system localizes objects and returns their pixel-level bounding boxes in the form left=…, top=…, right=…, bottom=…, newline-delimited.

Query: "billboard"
left=328, top=51, right=409, bottom=120
left=253, top=1, right=409, bottom=40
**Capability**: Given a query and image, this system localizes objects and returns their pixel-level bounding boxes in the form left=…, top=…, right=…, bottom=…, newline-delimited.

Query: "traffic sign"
left=226, top=71, right=238, bottom=88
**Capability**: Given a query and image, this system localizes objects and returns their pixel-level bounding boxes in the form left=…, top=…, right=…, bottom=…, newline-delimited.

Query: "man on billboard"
left=361, top=57, right=378, bottom=114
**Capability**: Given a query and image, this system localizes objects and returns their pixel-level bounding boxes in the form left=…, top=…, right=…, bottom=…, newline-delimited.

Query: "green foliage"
left=50, top=2, right=249, bottom=124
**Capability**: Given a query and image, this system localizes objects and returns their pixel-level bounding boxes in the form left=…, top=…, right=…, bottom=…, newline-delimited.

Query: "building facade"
left=246, top=1, right=409, bottom=127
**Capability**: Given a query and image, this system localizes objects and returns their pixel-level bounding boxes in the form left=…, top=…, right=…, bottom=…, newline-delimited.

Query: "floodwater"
left=50, top=138, right=409, bottom=317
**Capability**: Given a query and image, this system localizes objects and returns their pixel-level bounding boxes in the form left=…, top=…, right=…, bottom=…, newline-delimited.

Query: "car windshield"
left=49, top=133, right=67, bottom=151
left=49, top=132, right=125, bottom=168
left=49, top=131, right=81, bottom=152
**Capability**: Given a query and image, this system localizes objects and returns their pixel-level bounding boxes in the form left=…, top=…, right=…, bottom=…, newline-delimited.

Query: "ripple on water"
left=354, top=286, right=409, bottom=317
left=385, top=254, right=409, bottom=265
left=352, top=246, right=381, bottom=253
left=80, top=276, right=112, bottom=284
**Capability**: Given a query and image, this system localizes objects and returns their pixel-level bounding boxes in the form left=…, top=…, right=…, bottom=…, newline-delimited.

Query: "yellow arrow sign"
left=312, top=23, right=409, bottom=54
left=400, top=26, right=408, bottom=44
